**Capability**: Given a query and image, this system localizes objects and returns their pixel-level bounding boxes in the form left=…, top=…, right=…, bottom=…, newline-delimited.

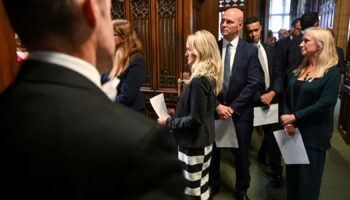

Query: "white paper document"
left=273, top=128, right=310, bottom=165
left=150, top=93, right=171, bottom=118
left=215, top=119, right=238, bottom=148
left=253, top=103, right=279, bottom=126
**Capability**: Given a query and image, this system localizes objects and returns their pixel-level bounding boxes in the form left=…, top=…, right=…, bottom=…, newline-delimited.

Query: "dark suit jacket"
left=167, top=76, right=215, bottom=148
left=275, top=36, right=291, bottom=88
left=0, top=60, right=184, bottom=200
left=336, top=47, right=346, bottom=73
left=283, top=66, right=341, bottom=150
left=217, top=39, right=261, bottom=122
left=256, top=43, right=283, bottom=103
left=287, top=34, right=303, bottom=80
left=117, top=54, right=146, bottom=112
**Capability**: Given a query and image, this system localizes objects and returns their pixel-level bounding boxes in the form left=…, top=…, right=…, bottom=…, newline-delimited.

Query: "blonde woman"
left=280, top=27, right=341, bottom=200
left=158, top=30, right=222, bottom=200
left=101, top=19, right=146, bottom=113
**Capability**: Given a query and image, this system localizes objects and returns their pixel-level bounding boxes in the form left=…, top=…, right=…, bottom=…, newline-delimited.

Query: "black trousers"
left=258, top=123, right=283, bottom=176
left=286, top=146, right=326, bottom=200
left=209, top=121, right=253, bottom=193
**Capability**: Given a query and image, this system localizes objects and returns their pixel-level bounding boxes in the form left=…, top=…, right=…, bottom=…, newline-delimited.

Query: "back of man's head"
left=300, top=12, right=319, bottom=30
left=3, top=0, right=79, bottom=47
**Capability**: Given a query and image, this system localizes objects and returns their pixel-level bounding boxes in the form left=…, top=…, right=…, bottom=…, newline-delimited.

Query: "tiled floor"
left=212, top=99, right=350, bottom=200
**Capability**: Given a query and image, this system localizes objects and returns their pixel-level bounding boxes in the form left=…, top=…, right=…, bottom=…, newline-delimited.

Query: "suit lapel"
left=231, top=39, right=244, bottom=80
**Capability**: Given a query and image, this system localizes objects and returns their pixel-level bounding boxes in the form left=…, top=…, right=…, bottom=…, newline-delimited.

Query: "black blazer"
left=275, top=36, right=291, bottom=89
left=217, top=39, right=261, bottom=122
left=255, top=43, right=283, bottom=105
left=287, top=34, right=303, bottom=80
left=0, top=60, right=184, bottom=200
left=283, top=66, right=341, bottom=150
left=117, top=54, right=146, bottom=112
left=336, top=47, right=346, bottom=73
left=167, top=76, right=215, bottom=148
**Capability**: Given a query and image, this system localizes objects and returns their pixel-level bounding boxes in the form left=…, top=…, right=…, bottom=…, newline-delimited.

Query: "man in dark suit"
left=244, top=16, right=284, bottom=187
left=286, top=12, right=320, bottom=82
left=0, top=0, right=184, bottom=199
left=209, top=8, right=261, bottom=200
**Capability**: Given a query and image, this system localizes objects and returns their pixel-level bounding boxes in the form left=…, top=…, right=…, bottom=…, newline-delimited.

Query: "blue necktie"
left=223, top=43, right=231, bottom=100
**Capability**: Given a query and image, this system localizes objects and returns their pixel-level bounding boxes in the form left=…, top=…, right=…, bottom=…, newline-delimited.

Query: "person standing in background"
left=0, top=0, right=184, bottom=199
left=290, top=18, right=302, bottom=39
left=281, top=27, right=341, bottom=200
left=209, top=8, right=261, bottom=200
left=244, top=16, right=284, bottom=187
left=158, top=30, right=222, bottom=200
left=286, top=12, right=320, bottom=82
left=278, top=28, right=290, bottom=40
left=101, top=19, right=146, bottom=113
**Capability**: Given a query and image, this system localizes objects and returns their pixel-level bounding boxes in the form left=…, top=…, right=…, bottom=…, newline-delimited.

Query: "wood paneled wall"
left=0, top=0, right=18, bottom=93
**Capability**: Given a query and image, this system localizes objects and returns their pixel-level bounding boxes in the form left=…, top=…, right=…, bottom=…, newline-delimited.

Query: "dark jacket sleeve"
left=270, top=47, right=284, bottom=94
left=117, top=55, right=146, bottom=104
left=167, top=78, right=210, bottom=130
left=336, top=47, right=346, bottom=74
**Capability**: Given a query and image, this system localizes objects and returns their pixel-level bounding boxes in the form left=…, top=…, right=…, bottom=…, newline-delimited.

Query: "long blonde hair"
left=186, top=30, right=223, bottom=95
left=294, top=27, right=338, bottom=78
left=109, top=19, right=143, bottom=79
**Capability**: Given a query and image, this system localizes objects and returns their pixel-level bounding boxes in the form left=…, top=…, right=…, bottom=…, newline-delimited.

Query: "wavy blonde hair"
left=109, top=19, right=143, bottom=79
left=186, top=30, right=223, bottom=95
left=294, top=27, right=338, bottom=78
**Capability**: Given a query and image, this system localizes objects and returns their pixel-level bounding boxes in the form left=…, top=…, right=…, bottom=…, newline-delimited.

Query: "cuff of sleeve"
left=166, top=118, right=172, bottom=126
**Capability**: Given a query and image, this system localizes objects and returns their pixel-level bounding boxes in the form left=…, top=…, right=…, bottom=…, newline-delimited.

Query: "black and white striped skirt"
left=178, top=144, right=213, bottom=200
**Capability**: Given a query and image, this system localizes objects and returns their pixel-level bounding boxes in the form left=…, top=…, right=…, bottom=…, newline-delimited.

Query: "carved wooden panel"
left=158, top=0, right=177, bottom=88
left=111, top=0, right=125, bottom=19
left=131, top=0, right=152, bottom=87
left=219, top=0, right=245, bottom=10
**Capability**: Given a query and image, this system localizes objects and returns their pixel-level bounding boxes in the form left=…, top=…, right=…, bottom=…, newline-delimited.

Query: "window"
left=268, top=0, right=291, bottom=39
left=319, top=0, right=334, bottom=28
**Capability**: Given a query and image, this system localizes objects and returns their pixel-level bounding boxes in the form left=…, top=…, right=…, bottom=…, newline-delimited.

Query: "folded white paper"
left=215, top=119, right=238, bottom=148
left=273, top=128, right=310, bottom=165
left=150, top=93, right=171, bottom=118
left=253, top=103, right=279, bottom=126
left=101, top=77, right=120, bottom=101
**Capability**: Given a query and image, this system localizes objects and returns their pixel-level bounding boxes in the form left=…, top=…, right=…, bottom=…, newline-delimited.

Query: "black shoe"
left=271, top=175, right=283, bottom=187
left=234, top=191, right=250, bottom=200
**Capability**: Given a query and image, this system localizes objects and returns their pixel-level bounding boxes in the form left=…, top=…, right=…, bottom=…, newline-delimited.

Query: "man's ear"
left=82, top=0, right=96, bottom=27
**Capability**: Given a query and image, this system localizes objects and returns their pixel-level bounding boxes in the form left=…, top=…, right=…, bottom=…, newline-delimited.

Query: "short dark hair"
left=244, top=16, right=261, bottom=32
left=291, top=18, right=300, bottom=27
left=3, top=0, right=79, bottom=46
left=244, top=16, right=261, bottom=27
left=300, top=12, right=319, bottom=30
left=267, top=30, right=273, bottom=38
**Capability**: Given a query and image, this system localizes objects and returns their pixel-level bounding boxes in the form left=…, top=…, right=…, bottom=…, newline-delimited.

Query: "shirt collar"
left=223, top=36, right=239, bottom=49
left=27, top=51, right=101, bottom=88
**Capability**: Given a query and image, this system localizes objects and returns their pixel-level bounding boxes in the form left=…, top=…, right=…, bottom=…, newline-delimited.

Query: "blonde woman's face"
left=300, top=32, right=319, bottom=57
left=185, top=44, right=196, bottom=67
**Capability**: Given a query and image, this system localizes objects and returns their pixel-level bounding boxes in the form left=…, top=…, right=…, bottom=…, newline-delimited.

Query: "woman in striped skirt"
left=158, top=30, right=222, bottom=200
